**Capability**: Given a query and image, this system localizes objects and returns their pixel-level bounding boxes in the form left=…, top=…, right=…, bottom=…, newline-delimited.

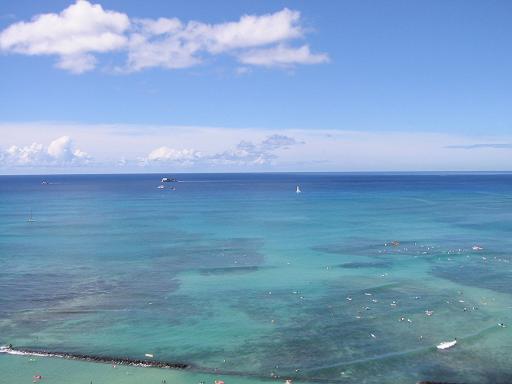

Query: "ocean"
left=1, top=173, right=512, bottom=384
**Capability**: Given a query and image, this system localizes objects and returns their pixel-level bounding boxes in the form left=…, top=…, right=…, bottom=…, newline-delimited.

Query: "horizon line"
left=2, top=170, right=512, bottom=177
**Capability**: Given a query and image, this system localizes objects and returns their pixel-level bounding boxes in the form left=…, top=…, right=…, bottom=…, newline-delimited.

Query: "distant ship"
left=41, top=180, right=49, bottom=185
left=161, top=177, right=177, bottom=182
left=296, top=185, right=302, bottom=194
left=157, top=185, right=165, bottom=189
left=27, top=209, right=36, bottom=223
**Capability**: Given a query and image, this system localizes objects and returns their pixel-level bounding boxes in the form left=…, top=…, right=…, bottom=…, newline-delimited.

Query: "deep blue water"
left=1, top=173, right=512, bottom=383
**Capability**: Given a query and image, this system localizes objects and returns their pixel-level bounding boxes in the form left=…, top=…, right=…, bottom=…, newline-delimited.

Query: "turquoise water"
left=1, top=173, right=512, bottom=383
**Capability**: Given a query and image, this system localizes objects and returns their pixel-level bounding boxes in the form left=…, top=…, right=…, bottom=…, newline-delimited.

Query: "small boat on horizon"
left=27, top=209, right=36, bottom=223
left=157, top=185, right=165, bottom=189
left=161, top=177, right=178, bottom=182
left=296, top=185, right=302, bottom=194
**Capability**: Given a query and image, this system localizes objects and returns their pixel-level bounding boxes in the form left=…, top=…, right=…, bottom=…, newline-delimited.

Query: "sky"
left=0, top=0, right=511, bottom=174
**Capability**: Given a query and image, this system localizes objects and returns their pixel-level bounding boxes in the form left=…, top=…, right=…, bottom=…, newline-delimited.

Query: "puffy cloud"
left=0, top=0, right=129, bottom=73
left=1, top=136, right=91, bottom=166
left=5, top=143, right=48, bottom=165
left=143, top=146, right=202, bottom=164
left=124, top=8, right=320, bottom=72
left=205, top=8, right=302, bottom=53
left=0, top=1, right=327, bottom=73
left=47, top=135, right=90, bottom=161
left=125, top=28, right=201, bottom=71
left=238, top=44, right=329, bottom=67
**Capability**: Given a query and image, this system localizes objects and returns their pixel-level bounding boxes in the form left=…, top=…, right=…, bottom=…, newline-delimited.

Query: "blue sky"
left=0, top=0, right=511, bottom=173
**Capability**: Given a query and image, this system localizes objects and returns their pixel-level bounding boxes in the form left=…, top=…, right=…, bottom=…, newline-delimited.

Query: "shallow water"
left=1, top=173, right=512, bottom=383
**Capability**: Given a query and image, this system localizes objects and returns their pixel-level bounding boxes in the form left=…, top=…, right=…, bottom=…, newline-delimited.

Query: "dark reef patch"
left=432, top=255, right=512, bottom=294
left=199, top=265, right=262, bottom=275
left=155, top=237, right=265, bottom=270
left=312, top=240, right=442, bottom=262
left=335, top=261, right=392, bottom=269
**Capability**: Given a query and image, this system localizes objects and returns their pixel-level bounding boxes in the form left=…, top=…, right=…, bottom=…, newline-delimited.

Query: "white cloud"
left=56, top=53, right=97, bottom=73
left=143, top=146, right=202, bottom=165
left=5, top=143, right=48, bottom=165
left=0, top=0, right=129, bottom=73
left=1, top=136, right=91, bottom=167
left=238, top=44, right=329, bottom=67
left=210, top=134, right=302, bottom=166
left=47, top=135, right=90, bottom=162
left=135, top=17, right=183, bottom=36
left=138, top=134, right=301, bottom=168
left=124, top=8, right=323, bottom=72
left=125, top=29, right=201, bottom=71
left=0, top=1, right=327, bottom=73
left=205, top=8, right=302, bottom=53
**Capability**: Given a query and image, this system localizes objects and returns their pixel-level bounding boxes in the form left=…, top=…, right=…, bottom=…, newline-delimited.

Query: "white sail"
left=296, top=185, right=302, bottom=194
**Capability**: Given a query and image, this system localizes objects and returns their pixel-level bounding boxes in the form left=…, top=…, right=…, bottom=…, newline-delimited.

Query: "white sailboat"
left=296, top=185, right=302, bottom=194
left=27, top=209, right=36, bottom=223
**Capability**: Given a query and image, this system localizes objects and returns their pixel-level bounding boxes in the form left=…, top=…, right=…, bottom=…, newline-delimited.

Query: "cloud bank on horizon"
left=1, top=123, right=512, bottom=174
left=0, top=0, right=328, bottom=73
left=142, top=134, right=301, bottom=167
